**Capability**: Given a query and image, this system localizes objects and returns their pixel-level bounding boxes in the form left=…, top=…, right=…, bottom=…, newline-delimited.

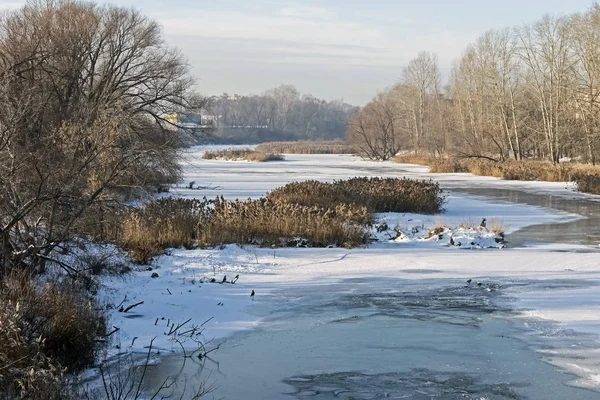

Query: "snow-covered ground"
left=173, top=147, right=600, bottom=203
left=96, top=146, right=600, bottom=395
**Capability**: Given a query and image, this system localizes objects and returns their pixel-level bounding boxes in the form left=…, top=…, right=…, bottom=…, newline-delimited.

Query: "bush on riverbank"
left=203, top=149, right=284, bottom=162
left=255, top=141, right=357, bottom=154
left=0, top=0, right=203, bottom=396
left=267, top=177, right=445, bottom=215
left=0, top=273, right=106, bottom=399
left=573, top=174, right=600, bottom=195
left=394, top=154, right=600, bottom=194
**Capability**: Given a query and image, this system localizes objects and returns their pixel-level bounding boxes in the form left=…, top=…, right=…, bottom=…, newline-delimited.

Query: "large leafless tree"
left=0, top=0, right=197, bottom=273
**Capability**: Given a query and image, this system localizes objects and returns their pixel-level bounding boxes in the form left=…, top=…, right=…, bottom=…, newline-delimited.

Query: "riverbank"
left=394, top=154, right=600, bottom=195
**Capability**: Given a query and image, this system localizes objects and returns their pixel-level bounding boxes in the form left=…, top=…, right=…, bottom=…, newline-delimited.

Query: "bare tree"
left=0, top=0, right=196, bottom=274
left=517, top=14, right=575, bottom=163
left=401, top=52, right=441, bottom=151
left=265, top=84, right=300, bottom=131
left=449, top=30, right=525, bottom=160
left=570, top=5, right=600, bottom=164
left=210, top=87, right=355, bottom=142
left=357, top=4, right=600, bottom=166
left=347, top=90, right=405, bottom=160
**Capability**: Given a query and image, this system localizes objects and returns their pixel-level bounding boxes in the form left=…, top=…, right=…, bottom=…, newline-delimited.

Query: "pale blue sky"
left=1, top=0, right=596, bottom=104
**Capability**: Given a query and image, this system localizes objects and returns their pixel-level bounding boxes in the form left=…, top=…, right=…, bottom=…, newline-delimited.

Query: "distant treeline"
left=207, top=85, right=357, bottom=143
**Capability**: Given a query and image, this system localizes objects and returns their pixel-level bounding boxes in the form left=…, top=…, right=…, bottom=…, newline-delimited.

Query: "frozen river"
left=146, top=278, right=600, bottom=399
left=127, top=148, right=600, bottom=399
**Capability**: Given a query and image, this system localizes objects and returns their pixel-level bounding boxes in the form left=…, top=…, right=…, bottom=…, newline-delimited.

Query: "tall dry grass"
left=204, top=198, right=368, bottom=248
left=255, top=141, right=357, bottom=154
left=267, top=177, right=445, bottom=215
left=0, top=272, right=106, bottom=399
left=573, top=174, right=600, bottom=195
left=89, top=178, right=445, bottom=263
left=119, top=199, right=207, bottom=263
left=202, top=149, right=284, bottom=162
left=394, top=154, right=600, bottom=194
left=0, top=303, right=68, bottom=399
left=109, top=197, right=369, bottom=263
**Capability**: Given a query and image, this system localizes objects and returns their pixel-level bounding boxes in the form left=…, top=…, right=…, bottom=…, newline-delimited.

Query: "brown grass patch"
left=203, top=149, right=284, bottom=162
left=0, top=274, right=106, bottom=372
left=204, top=198, right=368, bottom=249
left=573, top=174, right=600, bottom=195
left=0, top=272, right=105, bottom=399
left=0, top=302, right=68, bottom=399
left=267, top=177, right=445, bottom=215
left=394, top=154, right=600, bottom=194
left=392, top=154, right=474, bottom=174
left=255, top=141, right=357, bottom=154
left=107, top=198, right=368, bottom=263
left=425, top=225, right=448, bottom=239
left=119, top=199, right=205, bottom=263
left=91, top=177, right=445, bottom=263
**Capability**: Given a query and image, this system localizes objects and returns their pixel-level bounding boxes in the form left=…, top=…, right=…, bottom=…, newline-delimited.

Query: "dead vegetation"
left=572, top=174, right=600, bottom=195
left=0, top=0, right=202, bottom=397
left=394, top=154, right=600, bottom=194
left=254, top=141, right=357, bottom=154
left=88, top=178, right=445, bottom=263
left=205, top=198, right=368, bottom=249
left=99, top=197, right=369, bottom=264
left=0, top=272, right=106, bottom=399
left=267, top=177, right=445, bottom=215
left=202, top=149, right=284, bottom=162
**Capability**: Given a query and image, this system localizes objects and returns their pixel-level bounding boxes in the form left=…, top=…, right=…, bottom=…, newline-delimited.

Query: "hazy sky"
left=1, top=0, right=596, bottom=104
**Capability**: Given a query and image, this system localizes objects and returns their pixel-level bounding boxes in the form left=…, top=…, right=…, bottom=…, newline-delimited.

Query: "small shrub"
left=1, top=275, right=106, bottom=372
left=255, top=141, right=357, bottom=154
left=426, top=226, right=448, bottom=239
left=76, top=252, right=131, bottom=276
left=38, top=283, right=106, bottom=370
left=574, top=173, right=600, bottom=195
left=0, top=302, right=69, bottom=400
left=487, top=218, right=506, bottom=239
left=203, top=149, right=284, bottom=162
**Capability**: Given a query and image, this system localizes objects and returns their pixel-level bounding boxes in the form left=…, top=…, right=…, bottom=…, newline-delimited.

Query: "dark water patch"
left=283, top=369, right=524, bottom=400
left=400, top=268, right=442, bottom=274
left=451, top=188, right=600, bottom=248
left=281, top=282, right=508, bottom=329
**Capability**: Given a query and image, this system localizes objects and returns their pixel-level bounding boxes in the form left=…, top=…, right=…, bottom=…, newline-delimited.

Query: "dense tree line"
left=349, top=4, right=600, bottom=164
left=210, top=85, right=357, bottom=143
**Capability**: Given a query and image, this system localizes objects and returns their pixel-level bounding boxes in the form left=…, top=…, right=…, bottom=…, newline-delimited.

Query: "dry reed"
left=255, top=141, right=357, bottom=154
left=394, top=154, right=600, bottom=194
left=267, top=177, right=445, bottom=215
left=203, top=149, right=284, bottom=162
